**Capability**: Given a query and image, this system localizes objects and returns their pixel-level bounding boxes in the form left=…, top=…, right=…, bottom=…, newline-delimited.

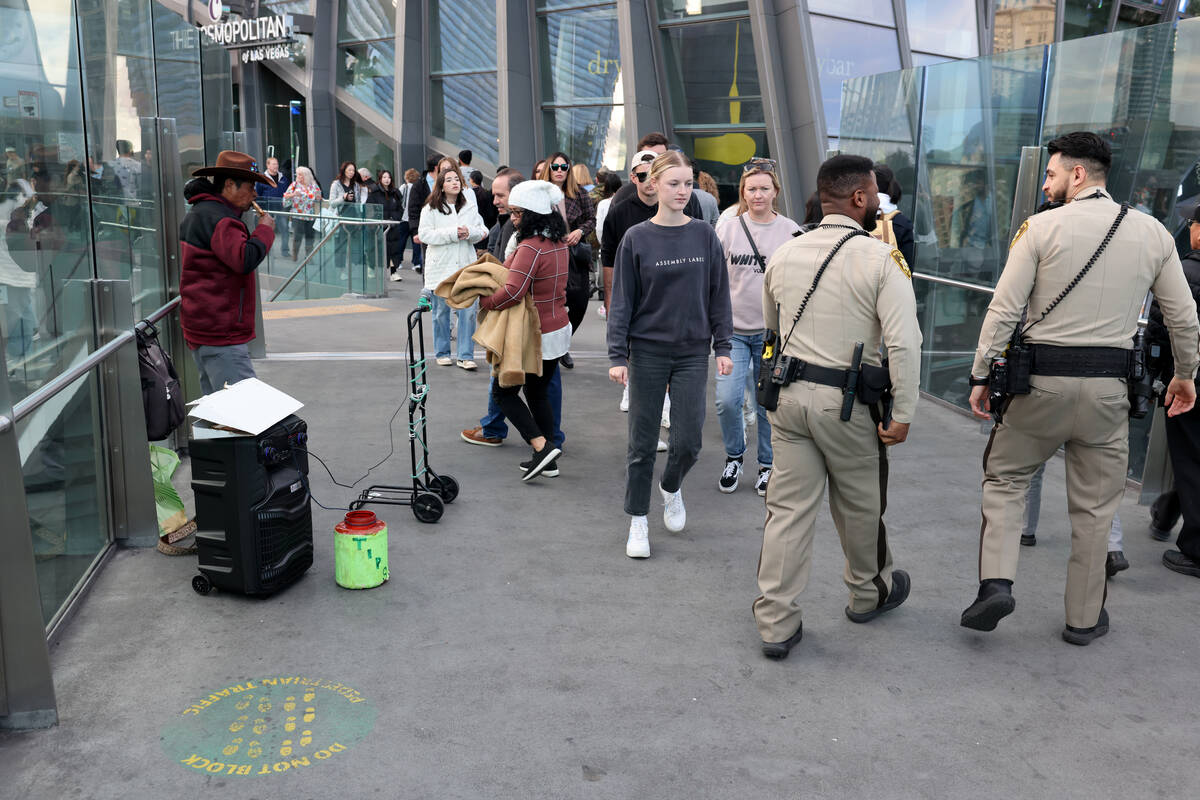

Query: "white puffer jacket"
left=418, top=201, right=488, bottom=290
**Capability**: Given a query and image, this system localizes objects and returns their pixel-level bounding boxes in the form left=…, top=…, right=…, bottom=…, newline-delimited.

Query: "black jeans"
left=492, top=358, right=560, bottom=445
left=624, top=348, right=709, bottom=516
left=1165, top=402, right=1200, bottom=560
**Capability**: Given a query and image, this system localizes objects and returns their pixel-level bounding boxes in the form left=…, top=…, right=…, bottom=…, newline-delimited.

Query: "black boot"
left=1105, top=550, right=1129, bottom=577
left=761, top=622, right=803, bottom=660
left=960, top=579, right=1015, bottom=631
left=1062, top=607, right=1109, bottom=646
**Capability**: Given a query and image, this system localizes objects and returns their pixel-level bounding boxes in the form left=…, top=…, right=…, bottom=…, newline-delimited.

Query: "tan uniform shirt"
left=973, top=188, right=1200, bottom=380
left=762, top=214, right=923, bottom=423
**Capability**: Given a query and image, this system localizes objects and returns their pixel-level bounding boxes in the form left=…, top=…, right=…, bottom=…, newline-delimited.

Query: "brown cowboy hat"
left=192, top=150, right=275, bottom=187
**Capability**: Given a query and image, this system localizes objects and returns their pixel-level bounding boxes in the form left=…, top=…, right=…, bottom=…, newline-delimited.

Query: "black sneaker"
left=1163, top=549, right=1200, bottom=578
left=960, top=578, right=1015, bottom=631
left=755, top=466, right=771, bottom=497
left=718, top=457, right=742, bottom=493
left=1062, top=608, right=1109, bottom=646
left=520, top=446, right=561, bottom=481
left=1105, top=550, right=1129, bottom=577
left=761, top=622, right=803, bottom=660
left=1020, top=534, right=1036, bottom=547
left=560, top=352, right=574, bottom=369
left=845, top=570, right=911, bottom=623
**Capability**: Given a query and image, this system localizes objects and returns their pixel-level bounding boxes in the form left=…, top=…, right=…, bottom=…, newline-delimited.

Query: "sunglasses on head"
left=550, top=163, right=570, bottom=172
left=743, top=158, right=777, bottom=174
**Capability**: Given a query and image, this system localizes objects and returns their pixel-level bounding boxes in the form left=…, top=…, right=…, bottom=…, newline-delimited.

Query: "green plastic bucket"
left=334, top=511, right=389, bottom=589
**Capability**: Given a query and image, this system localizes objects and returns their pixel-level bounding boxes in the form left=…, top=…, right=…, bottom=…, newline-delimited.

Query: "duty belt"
left=778, top=358, right=856, bottom=390
left=1030, top=344, right=1130, bottom=377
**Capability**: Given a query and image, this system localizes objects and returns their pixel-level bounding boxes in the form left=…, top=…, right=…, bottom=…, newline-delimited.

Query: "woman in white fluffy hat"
left=478, top=180, right=572, bottom=481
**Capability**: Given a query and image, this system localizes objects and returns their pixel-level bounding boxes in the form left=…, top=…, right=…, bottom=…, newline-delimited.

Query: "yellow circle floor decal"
left=161, top=675, right=377, bottom=777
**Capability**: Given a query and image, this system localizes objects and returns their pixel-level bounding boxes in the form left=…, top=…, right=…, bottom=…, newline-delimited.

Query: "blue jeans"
left=481, top=372, right=565, bottom=448
left=714, top=333, right=772, bottom=466
left=430, top=295, right=476, bottom=361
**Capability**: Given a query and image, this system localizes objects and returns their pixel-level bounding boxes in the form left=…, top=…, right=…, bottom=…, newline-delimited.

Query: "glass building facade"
left=841, top=14, right=1200, bottom=479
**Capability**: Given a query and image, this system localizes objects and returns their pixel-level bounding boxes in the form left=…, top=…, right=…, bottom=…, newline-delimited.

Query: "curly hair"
left=514, top=208, right=568, bottom=243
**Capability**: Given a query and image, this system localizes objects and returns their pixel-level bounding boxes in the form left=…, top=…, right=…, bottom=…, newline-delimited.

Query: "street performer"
left=752, top=155, right=922, bottom=660
left=962, top=131, right=1199, bottom=645
left=179, top=150, right=276, bottom=395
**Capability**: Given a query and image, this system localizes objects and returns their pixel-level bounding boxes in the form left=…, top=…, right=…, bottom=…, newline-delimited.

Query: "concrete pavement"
left=1, top=286, right=1197, bottom=799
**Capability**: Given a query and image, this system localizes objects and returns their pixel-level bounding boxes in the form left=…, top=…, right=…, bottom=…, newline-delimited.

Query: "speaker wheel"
left=192, top=574, right=213, bottom=595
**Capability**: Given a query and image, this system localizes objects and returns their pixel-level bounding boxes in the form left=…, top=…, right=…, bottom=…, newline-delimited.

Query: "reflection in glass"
left=544, top=106, right=626, bottom=173
left=338, top=0, right=395, bottom=43
left=1062, top=0, right=1113, bottom=41
left=335, top=111, right=395, bottom=179
left=432, top=74, right=500, bottom=164
left=809, top=15, right=900, bottom=137
left=672, top=130, right=768, bottom=208
left=654, top=0, right=748, bottom=21
left=18, top=370, right=109, bottom=627
left=913, top=279, right=993, bottom=409
left=539, top=6, right=621, bottom=104
left=905, top=0, right=979, bottom=58
left=839, top=67, right=923, bottom=222
left=993, top=0, right=1056, bottom=54
left=338, top=39, right=395, bottom=114
left=2, top=0, right=96, bottom=406
left=430, top=0, right=497, bottom=73
left=660, top=18, right=763, bottom=127
left=808, top=1, right=895, bottom=26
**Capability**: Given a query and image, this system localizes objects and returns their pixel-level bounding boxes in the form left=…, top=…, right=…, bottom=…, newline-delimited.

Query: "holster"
left=857, top=362, right=894, bottom=424
left=756, top=331, right=783, bottom=412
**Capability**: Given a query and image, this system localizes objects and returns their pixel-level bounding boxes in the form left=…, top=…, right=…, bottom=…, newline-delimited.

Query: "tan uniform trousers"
left=979, top=375, right=1128, bottom=629
left=754, top=381, right=896, bottom=643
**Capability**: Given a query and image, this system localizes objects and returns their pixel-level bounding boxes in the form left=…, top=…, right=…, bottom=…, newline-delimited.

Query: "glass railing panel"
left=913, top=46, right=1045, bottom=290
left=259, top=208, right=392, bottom=301
left=16, top=367, right=110, bottom=627
left=914, top=278, right=996, bottom=409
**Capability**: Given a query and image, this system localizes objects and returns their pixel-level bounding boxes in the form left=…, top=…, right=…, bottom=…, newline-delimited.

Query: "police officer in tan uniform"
left=753, top=155, right=923, bottom=659
left=962, top=132, right=1199, bottom=645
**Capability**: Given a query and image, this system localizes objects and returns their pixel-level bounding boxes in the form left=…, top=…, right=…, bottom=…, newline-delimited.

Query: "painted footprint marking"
left=303, top=707, right=315, bottom=723
left=299, top=730, right=312, bottom=747
left=228, top=715, right=248, bottom=733
left=257, top=699, right=272, bottom=712
left=223, top=737, right=242, bottom=756
left=283, top=696, right=296, bottom=711
left=302, top=689, right=315, bottom=703
left=252, top=718, right=267, bottom=735
left=285, top=716, right=296, bottom=732
left=235, top=695, right=253, bottom=710
left=280, top=740, right=293, bottom=757
left=247, top=741, right=262, bottom=759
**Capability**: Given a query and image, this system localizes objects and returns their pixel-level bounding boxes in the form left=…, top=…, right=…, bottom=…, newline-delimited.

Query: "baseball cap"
left=629, top=150, right=659, bottom=171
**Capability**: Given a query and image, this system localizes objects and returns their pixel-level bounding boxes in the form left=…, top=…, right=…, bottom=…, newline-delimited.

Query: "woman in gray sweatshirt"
left=607, top=151, right=733, bottom=560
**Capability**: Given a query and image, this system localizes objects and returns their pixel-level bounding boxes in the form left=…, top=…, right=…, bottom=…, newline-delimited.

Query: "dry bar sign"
left=201, top=4, right=300, bottom=63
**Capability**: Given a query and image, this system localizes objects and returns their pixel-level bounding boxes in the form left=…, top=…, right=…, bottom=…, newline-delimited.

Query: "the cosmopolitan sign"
left=201, top=13, right=300, bottom=63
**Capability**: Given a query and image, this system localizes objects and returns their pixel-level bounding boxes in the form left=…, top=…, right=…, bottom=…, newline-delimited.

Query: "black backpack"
left=136, top=321, right=187, bottom=441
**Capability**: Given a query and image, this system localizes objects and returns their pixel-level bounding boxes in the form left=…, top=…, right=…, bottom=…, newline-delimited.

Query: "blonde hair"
left=570, top=163, right=593, bottom=189
left=648, top=150, right=691, bottom=184
left=296, top=166, right=315, bottom=185
left=736, top=168, right=781, bottom=216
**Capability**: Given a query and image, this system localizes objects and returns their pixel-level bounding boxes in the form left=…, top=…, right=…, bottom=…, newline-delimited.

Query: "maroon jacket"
left=179, top=192, right=274, bottom=347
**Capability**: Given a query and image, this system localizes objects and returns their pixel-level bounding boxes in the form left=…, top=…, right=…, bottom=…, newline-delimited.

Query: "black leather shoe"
left=761, top=622, right=803, bottom=659
left=1062, top=608, right=1109, bottom=646
left=560, top=352, right=574, bottom=369
left=1105, top=550, right=1129, bottom=577
left=960, top=579, right=1015, bottom=631
left=845, top=570, right=910, bottom=623
left=1149, top=525, right=1172, bottom=542
left=1163, top=550, right=1200, bottom=578
left=1020, top=534, right=1036, bottom=547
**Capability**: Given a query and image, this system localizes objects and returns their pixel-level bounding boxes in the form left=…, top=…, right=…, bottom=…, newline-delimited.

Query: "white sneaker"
left=389, top=272, right=402, bottom=282
left=755, top=466, right=771, bottom=497
left=661, top=394, right=671, bottom=428
left=435, top=356, right=453, bottom=366
left=619, top=385, right=630, bottom=412
left=657, top=439, right=668, bottom=452
left=661, top=485, right=686, bottom=532
left=626, top=516, right=650, bottom=558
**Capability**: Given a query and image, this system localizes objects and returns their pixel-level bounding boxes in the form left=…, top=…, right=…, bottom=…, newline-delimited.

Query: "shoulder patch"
left=890, top=249, right=911, bottom=279
left=1009, top=219, right=1029, bottom=250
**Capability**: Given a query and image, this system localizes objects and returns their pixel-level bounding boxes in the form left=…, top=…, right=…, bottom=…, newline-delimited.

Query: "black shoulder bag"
left=738, top=214, right=768, bottom=274
left=989, top=203, right=1129, bottom=421
left=757, top=229, right=869, bottom=411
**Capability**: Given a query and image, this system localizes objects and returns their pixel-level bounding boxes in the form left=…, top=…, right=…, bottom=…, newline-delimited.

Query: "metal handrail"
left=912, top=272, right=996, bottom=293
left=266, top=216, right=396, bottom=301
left=0, top=297, right=180, bottom=434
